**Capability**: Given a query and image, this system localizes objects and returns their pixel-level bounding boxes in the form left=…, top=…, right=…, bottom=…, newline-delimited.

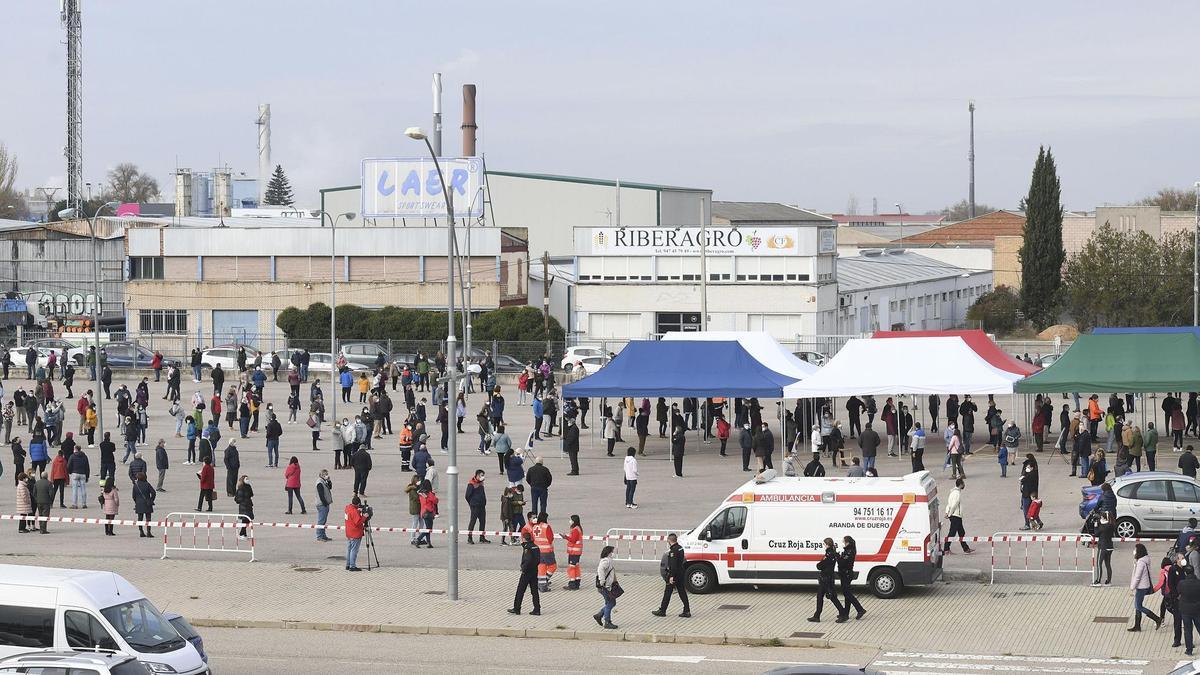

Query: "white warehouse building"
left=835, top=250, right=992, bottom=334
left=573, top=203, right=841, bottom=339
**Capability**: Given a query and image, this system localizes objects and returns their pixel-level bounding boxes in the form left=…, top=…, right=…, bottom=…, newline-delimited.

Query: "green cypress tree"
left=1018, top=146, right=1065, bottom=329
left=263, top=164, right=295, bottom=206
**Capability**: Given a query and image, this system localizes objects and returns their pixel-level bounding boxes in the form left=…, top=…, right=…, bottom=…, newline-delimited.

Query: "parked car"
left=0, top=650, right=154, bottom=675
left=29, top=338, right=88, bottom=365
left=1169, top=658, right=1200, bottom=675
left=561, top=346, right=604, bottom=370
left=164, top=612, right=207, bottom=665
left=7, top=345, right=56, bottom=369
left=1037, top=353, right=1062, bottom=368
left=792, top=350, right=829, bottom=367
left=339, top=342, right=392, bottom=368
left=100, top=342, right=181, bottom=370
left=1079, top=471, right=1200, bottom=537
left=198, top=344, right=260, bottom=371
left=491, top=353, right=526, bottom=373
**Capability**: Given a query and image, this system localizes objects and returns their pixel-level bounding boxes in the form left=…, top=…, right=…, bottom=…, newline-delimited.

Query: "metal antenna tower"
left=62, top=0, right=83, bottom=212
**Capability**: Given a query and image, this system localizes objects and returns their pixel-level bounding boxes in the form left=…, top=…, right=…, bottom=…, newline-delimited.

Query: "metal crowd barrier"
left=604, top=528, right=682, bottom=563
left=989, top=531, right=1094, bottom=584
left=162, top=512, right=255, bottom=562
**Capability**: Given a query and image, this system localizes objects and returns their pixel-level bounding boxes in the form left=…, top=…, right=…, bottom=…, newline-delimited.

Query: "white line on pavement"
left=605, top=655, right=861, bottom=667
left=872, top=660, right=1143, bottom=675
left=883, top=652, right=1151, bottom=666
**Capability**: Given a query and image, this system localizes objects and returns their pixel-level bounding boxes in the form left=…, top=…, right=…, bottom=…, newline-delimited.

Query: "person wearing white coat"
left=623, top=447, right=638, bottom=508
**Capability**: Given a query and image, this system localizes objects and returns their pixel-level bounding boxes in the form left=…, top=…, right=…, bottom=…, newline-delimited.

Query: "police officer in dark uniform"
left=652, top=533, right=691, bottom=618
left=508, top=531, right=541, bottom=615
left=809, top=537, right=846, bottom=623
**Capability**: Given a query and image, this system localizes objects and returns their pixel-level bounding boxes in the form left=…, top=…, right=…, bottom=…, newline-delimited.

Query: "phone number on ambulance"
left=853, top=507, right=896, bottom=517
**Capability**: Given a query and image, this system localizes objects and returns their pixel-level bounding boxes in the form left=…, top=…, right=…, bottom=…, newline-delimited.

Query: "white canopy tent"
left=662, top=330, right=819, bottom=380
left=781, top=336, right=1024, bottom=398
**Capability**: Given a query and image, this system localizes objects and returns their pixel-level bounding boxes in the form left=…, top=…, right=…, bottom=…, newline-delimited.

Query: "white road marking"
left=606, top=655, right=860, bottom=667
left=872, top=660, right=1142, bottom=675
left=883, top=652, right=1150, bottom=666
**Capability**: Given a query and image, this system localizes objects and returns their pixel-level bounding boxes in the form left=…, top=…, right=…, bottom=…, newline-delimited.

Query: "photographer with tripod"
left=344, top=495, right=368, bottom=571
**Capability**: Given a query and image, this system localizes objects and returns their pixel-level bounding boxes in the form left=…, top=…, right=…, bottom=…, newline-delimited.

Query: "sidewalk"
left=19, top=556, right=1186, bottom=659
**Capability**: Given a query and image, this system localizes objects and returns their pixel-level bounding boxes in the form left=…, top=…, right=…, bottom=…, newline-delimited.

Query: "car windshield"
left=100, top=599, right=185, bottom=654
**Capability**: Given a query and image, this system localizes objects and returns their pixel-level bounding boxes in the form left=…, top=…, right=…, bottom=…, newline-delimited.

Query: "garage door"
left=747, top=314, right=804, bottom=340
left=211, top=310, right=259, bottom=346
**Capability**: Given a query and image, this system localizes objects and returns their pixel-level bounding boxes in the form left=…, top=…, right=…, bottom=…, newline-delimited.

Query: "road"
left=201, top=627, right=1178, bottom=675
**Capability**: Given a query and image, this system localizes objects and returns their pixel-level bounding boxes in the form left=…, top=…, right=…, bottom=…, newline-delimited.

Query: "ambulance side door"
left=698, top=505, right=751, bottom=580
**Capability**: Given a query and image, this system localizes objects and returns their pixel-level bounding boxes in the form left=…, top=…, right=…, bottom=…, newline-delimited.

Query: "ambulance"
left=679, top=470, right=942, bottom=598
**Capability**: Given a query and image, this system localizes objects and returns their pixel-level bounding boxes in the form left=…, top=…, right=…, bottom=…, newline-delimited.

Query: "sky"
left=3, top=1, right=1199, bottom=214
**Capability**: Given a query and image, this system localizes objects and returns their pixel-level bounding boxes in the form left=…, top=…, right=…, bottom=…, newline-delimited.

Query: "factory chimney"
left=462, top=84, right=477, bottom=157
left=256, top=104, right=271, bottom=206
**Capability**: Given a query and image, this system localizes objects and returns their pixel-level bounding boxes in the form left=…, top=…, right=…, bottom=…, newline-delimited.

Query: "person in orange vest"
left=1087, top=394, right=1103, bottom=442
left=565, top=514, right=584, bottom=590
left=398, top=423, right=414, bottom=472
left=532, top=511, right=557, bottom=591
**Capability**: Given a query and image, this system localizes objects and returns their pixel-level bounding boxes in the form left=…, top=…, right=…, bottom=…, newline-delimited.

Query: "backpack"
left=660, top=552, right=671, bottom=581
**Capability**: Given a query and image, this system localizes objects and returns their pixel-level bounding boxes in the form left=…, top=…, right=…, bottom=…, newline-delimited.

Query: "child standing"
left=1027, top=493, right=1044, bottom=530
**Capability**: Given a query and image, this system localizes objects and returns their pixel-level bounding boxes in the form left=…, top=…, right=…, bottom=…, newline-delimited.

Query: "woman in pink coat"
left=284, top=456, right=306, bottom=515
left=100, top=478, right=120, bottom=536
left=15, top=472, right=32, bottom=532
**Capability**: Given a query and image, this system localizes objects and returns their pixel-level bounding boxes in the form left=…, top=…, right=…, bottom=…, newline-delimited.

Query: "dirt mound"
left=1037, top=324, right=1079, bottom=341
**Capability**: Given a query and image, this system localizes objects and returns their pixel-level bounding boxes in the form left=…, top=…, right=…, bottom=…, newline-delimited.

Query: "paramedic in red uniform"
left=532, top=512, right=558, bottom=591
left=565, top=515, right=584, bottom=590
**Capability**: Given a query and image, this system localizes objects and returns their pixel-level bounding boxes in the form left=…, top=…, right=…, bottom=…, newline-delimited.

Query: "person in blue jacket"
left=339, top=369, right=353, bottom=404
left=411, top=444, right=431, bottom=482
left=532, top=397, right=544, bottom=441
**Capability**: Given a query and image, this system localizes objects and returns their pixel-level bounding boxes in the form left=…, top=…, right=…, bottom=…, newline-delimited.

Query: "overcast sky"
left=4, top=1, right=1198, bottom=214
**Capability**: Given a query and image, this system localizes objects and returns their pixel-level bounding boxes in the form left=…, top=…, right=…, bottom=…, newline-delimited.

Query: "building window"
left=139, top=309, right=188, bottom=333
left=129, top=256, right=164, bottom=280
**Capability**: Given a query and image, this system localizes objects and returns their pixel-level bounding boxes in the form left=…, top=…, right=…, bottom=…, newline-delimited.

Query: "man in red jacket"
left=344, top=496, right=366, bottom=571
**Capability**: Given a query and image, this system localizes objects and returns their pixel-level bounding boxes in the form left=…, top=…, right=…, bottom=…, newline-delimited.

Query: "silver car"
left=1111, top=471, right=1200, bottom=538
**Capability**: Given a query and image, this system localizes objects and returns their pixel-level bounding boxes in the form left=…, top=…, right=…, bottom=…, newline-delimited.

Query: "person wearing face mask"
left=1161, top=553, right=1188, bottom=648
left=738, top=423, right=754, bottom=472
left=943, top=478, right=973, bottom=554
left=315, top=469, right=333, bottom=542
left=1092, top=511, right=1115, bottom=586
left=808, top=537, right=847, bottom=623
left=753, top=422, right=774, bottom=471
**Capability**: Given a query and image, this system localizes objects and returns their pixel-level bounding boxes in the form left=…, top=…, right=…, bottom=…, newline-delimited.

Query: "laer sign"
left=581, top=227, right=801, bottom=256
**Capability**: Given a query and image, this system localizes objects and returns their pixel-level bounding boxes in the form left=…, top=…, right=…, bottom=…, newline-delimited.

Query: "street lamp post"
left=1193, top=181, right=1200, bottom=327
left=315, top=210, right=356, bottom=428
left=57, top=201, right=119, bottom=446
left=699, top=197, right=707, bottom=331
left=406, top=126, right=461, bottom=601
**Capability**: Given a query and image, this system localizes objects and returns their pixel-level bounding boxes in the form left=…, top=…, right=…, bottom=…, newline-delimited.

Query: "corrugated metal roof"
left=486, top=170, right=708, bottom=193
left=712, top=201, right=832, bottom=224
left=109, top=215, right=322, bottom=229
left=836, top=251, right=976, bottom=292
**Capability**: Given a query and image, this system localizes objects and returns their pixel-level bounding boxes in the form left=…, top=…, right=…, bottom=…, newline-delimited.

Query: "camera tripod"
left=363, top=522, right=381, bottom=570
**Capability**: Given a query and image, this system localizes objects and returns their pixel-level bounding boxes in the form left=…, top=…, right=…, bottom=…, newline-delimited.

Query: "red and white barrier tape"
left=0, top=515, right=1174, bottom=544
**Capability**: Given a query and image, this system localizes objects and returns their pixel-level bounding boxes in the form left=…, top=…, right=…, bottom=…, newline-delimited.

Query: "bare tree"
left=926, top=199, right=998, bottom=221
left=104, top=162, right=160, bottom=203
left=1134, top=187, right=1197, bottom=212
left=0, top=143, right=30, bottom=219
left=845, top=194, right=859, bottom=215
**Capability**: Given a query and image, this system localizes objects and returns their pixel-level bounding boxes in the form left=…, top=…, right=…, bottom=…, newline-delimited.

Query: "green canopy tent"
left=1014, top=332, right=1200, bottom=393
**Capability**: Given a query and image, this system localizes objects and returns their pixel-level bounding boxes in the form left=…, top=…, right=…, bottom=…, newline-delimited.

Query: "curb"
left=941, top=568, right=987, bottom=583
left=187, top=617, right=858, bottom=648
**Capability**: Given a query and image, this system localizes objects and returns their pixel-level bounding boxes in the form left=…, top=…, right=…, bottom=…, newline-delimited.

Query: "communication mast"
left=62, top=0, right=84, bottom=212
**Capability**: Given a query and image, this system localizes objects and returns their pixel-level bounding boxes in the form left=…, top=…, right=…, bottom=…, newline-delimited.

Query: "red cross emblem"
left=720, top=546, right=739, bottom=568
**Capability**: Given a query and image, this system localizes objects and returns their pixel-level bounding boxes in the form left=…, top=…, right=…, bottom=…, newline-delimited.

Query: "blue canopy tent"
left=562, top=340, right=797, bottom=398
left=1093, top=327, right=1200, bottom=337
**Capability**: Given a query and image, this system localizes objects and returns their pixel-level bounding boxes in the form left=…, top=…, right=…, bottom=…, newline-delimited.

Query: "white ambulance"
left=679, top=470, right=942, bottom=598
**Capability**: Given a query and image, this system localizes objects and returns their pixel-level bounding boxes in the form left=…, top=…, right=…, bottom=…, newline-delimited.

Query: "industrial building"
left=572, top=202, right=840, bottom=339
left=835, top=250, right=992, bottom=333
left=0, top=218, right=126, bottom=328
left=121, top=216, right=528, bottom=349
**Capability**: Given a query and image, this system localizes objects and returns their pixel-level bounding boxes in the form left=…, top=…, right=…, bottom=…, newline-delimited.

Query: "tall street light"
left=315, top=210, right=356, bottom=429
left=57, top=200, right=119, bottom=446
left=405, top=125, right=461, bottom=601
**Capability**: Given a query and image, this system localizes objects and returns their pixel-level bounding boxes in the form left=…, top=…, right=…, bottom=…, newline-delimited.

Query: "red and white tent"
left=781, top=333, right=1029, bottom=397
left=872, top=329, right=1039, bottom=377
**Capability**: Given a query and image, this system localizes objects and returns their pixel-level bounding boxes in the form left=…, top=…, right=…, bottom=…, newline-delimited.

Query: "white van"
left=0, top=565, right=209, bottom=674
left=679, top=471, right=942, bottom=598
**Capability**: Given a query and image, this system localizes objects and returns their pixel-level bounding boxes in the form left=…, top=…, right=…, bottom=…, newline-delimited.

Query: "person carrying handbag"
left=594, top=545, right=621, bottom=629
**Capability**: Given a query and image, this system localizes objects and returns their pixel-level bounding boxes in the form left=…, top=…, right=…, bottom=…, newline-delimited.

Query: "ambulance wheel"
left=868, top=567, right=902, bottom=599
left=685, top=563, right=717, bottom=594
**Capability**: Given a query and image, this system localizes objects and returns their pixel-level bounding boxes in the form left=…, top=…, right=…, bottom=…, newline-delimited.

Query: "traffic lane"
left=200, top=627, right=881, bottom=674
